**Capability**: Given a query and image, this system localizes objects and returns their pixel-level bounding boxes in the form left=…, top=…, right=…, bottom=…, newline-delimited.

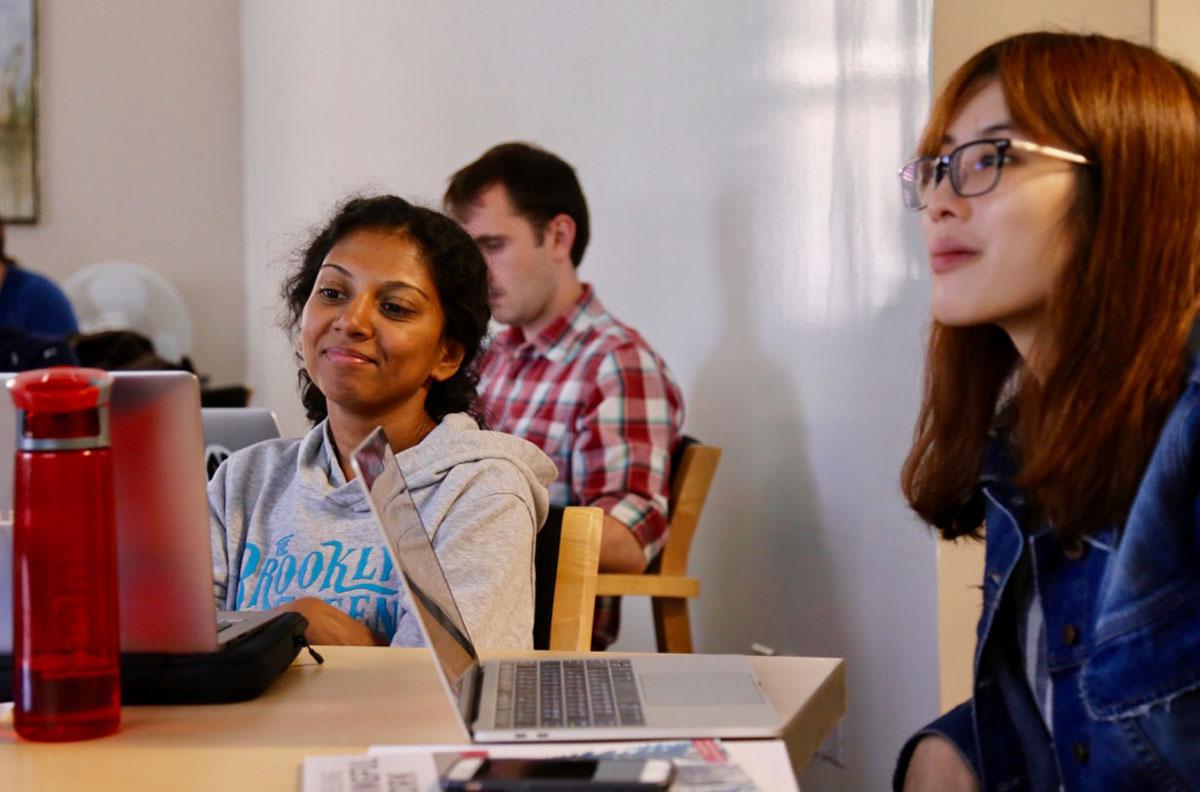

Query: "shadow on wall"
left=684, top=3, right=937, bottom=788
left=686, top=184, right=834, bottom=659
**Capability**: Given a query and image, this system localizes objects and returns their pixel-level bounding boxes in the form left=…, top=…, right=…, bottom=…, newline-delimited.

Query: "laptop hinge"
left=463, top=663, right=483, bottom=727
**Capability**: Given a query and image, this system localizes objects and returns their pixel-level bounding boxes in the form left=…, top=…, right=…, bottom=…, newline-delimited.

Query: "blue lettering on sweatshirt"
left=297, top=550, right=324, bottom=588
left=235, top=543, right=261, bottom=609
left=237, top=539, right=399, bottom=611
left=234, top=537, right=403, bottom=641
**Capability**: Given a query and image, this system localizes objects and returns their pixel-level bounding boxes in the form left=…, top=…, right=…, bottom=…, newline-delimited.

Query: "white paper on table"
left=300, top=739, right=787, bottom=792
left=300, top=751, right=445, bottom=792
left=371, top=740, right=778, bottom=791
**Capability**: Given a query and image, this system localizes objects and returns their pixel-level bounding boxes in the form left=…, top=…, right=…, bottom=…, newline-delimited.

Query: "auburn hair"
left=901, top=32, right=1200, bottom=541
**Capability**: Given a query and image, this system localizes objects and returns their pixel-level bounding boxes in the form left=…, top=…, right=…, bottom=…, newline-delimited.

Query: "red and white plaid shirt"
left=476, top=284, right=685, bottom=562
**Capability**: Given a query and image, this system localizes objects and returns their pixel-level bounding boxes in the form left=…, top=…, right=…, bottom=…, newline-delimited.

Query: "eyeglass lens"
left=903, top=140, right=1006, bottom=210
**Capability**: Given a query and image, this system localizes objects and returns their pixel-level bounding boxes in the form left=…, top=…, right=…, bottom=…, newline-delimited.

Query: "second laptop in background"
left=201, top=407, right=282, bottom=478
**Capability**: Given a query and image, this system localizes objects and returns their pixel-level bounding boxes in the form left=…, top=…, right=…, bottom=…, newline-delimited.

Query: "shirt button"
left=1062, top=624, right=1079, bottom=646
left=1063, top=539, right=1086, bottom=560
left=1073, top=741, right=1089, bottom=765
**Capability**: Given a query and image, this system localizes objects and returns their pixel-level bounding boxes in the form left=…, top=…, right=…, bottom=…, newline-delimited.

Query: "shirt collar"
left=490, top=283, right=600, bottom=363
left=979, top=432, right=1016, bottom=485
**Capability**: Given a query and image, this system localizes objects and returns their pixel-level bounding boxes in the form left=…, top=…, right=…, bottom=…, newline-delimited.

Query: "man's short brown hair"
left=445, top=142, right=590, bottom=267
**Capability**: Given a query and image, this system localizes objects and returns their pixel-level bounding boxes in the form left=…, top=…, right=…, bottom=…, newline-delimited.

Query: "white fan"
left=62, top=261, right=194, bottom=363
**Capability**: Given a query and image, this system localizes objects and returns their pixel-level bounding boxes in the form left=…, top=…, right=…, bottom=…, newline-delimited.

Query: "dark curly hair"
left=281, top=194, right=490, bottom=425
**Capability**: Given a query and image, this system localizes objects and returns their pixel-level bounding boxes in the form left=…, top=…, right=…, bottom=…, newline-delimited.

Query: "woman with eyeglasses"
left=895, top=32, right=1200, bottom=791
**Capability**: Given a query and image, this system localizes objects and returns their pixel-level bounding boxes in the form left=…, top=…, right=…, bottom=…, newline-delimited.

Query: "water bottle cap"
left=7, top=367, right=113, bottom=413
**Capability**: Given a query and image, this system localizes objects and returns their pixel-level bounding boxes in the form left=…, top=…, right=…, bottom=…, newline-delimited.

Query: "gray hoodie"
left=209, top=413, right=556, bottom=649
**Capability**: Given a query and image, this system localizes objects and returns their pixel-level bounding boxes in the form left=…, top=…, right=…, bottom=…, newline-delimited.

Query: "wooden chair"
left=533, top=505, right=603, bottom=652
left=593, top=438, right=722, bottom=653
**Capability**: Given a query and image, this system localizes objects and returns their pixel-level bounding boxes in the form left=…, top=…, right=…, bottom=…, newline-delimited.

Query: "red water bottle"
left=9, top=367, right=121, bottom=741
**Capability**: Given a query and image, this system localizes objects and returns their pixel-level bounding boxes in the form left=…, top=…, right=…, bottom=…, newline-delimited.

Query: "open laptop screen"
left=351, top=428, right=478, bottom=696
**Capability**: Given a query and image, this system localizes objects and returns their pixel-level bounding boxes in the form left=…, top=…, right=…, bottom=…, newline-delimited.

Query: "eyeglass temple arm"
left=1006, top=139, right=1091, bottom=166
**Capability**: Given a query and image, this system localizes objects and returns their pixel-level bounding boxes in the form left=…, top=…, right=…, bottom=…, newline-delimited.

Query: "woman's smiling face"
left=921, top=80, right=1081, bottom=358
left=300, top=227, right=463, bottom=423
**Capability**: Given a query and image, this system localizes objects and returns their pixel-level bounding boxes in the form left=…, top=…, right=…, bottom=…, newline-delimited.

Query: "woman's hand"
left=903, top=736, right=981, bottom=792
left=276, top=597, right=388, bottom=646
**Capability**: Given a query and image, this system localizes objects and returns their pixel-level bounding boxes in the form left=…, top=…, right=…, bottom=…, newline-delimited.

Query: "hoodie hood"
left=398, top=413, right=554, bottom=489
left=298, top=413, right=556, bottom=529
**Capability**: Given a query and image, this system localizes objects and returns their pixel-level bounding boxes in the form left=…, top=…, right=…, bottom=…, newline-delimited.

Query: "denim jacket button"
left=1062, top=624, right=1080, bottom=646
left=1073, top=741, right=1089, bottom=765
left=1063, top=539, right=1085, bottom=560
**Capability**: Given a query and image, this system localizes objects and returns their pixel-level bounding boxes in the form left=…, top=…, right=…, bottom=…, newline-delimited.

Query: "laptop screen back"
left=351, top=427, right=478, bottom=697
left=0, top=371, right=220, bottom=653
left=201, top=407, right=282, bottom=479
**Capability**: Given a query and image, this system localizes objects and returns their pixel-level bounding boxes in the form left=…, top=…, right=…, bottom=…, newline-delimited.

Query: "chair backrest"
left=656, top=436, right=722, bottom=576
left=549, top=506, right=603, bottom=651
left=533, top=505, right=603, bottom=651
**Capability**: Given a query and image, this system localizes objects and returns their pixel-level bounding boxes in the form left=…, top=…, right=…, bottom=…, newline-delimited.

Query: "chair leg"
left=652, top=597, right=693, bottom=653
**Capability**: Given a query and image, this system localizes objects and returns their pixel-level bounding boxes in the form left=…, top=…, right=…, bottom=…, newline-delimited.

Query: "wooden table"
left=0, top=647, right=845, bottom=791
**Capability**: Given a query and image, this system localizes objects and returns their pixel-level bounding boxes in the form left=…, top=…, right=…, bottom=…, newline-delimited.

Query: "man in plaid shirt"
left=445, top=143, right=685, bottom=648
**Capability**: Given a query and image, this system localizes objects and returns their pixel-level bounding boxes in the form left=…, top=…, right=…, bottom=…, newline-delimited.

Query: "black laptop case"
left=0, top=611, right=311, bottom=704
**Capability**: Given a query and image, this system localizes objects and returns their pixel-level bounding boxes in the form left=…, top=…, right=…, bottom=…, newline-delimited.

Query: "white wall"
left=242, top=2, right=936, bottom=787
left=6, top=0, right=244, bottom=385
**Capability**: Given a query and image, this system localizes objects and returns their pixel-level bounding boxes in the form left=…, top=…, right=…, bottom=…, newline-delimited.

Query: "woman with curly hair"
left=209, top=195, right=555, bottom=650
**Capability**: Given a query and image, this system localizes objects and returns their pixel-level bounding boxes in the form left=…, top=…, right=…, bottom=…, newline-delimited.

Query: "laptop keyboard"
left=494, top=659, right=645, bottom=729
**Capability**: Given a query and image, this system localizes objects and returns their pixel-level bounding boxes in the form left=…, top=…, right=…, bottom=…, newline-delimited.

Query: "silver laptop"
left=350, top=427, right=782, bottom=742
left=201, top=407, right=282, bottom=479
left=0, top=371, right=274, bottom=654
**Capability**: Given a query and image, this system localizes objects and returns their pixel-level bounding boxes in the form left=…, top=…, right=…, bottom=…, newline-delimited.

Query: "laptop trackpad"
left=640, top=673, right=765, bottom=706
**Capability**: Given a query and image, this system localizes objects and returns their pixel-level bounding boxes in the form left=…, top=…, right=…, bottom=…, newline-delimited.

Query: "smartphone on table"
left=440, top=755, right=674, bottom=791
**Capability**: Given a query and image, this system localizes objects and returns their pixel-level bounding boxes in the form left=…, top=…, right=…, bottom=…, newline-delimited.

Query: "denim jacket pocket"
left=1080, top=585, right=1200, bottom=720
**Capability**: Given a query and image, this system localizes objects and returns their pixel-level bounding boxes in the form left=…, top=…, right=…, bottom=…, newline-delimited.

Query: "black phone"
left=440, top=756, right=675, bottom=791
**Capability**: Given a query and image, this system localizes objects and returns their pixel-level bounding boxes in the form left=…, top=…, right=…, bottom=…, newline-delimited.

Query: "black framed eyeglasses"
left=898, top=138, right=1091, bottom=211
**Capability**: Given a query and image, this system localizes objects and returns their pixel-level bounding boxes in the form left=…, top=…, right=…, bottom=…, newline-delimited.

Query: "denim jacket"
left=894, top=359, right=1200, bottom=791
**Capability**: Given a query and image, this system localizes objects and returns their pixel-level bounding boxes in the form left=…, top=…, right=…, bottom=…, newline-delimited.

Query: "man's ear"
left=545, top=213, right=576, bottom=262
left=431, top=339, right=466, bottom=383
